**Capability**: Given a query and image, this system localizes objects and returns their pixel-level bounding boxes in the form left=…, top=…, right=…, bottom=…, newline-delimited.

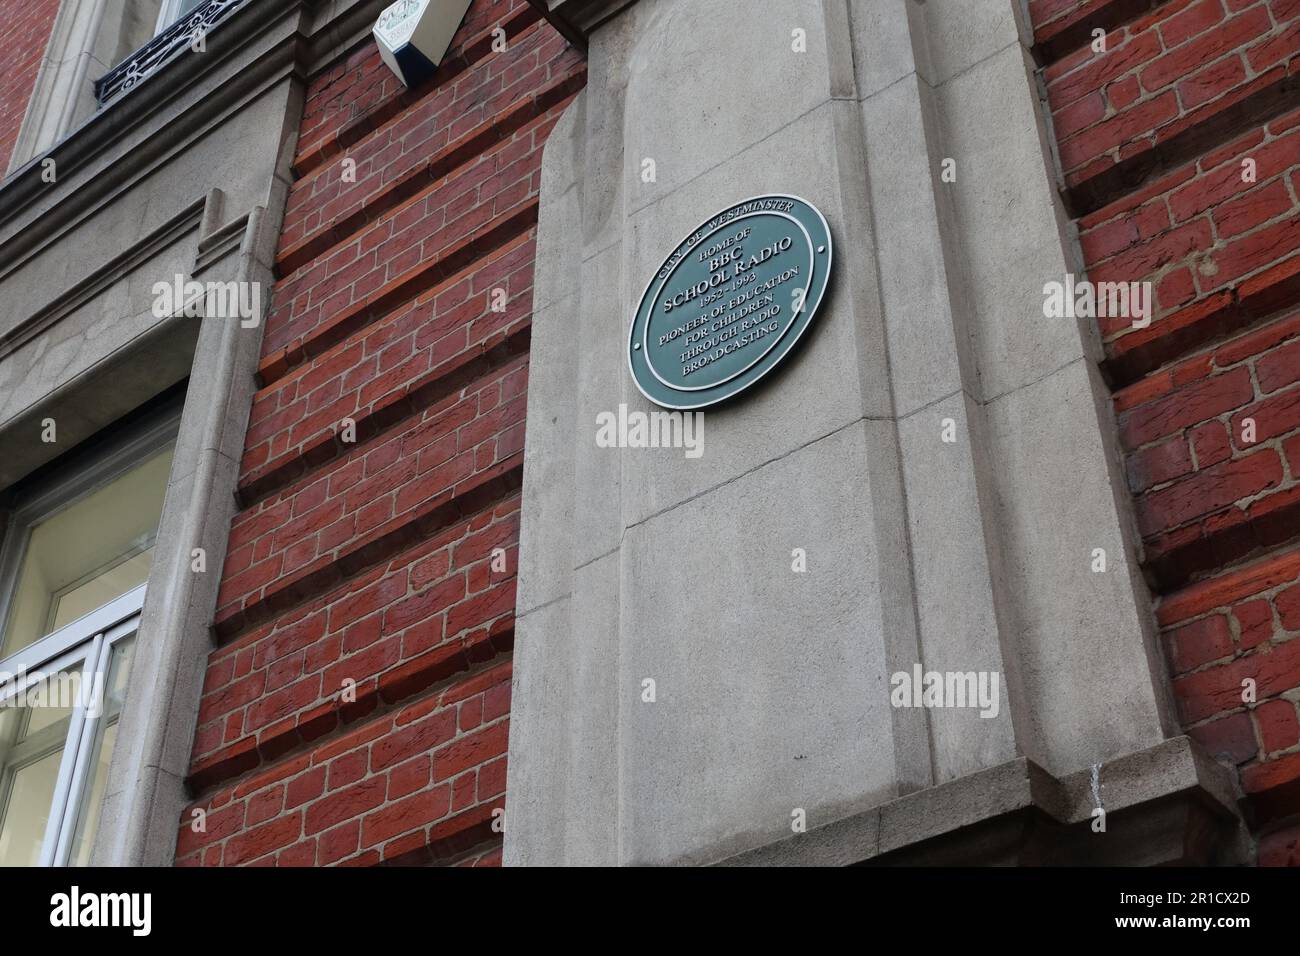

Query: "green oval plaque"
left=628, top=194, right=832, bottom=410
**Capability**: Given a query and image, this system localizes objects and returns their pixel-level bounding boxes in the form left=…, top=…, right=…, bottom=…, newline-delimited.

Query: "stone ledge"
left=717, top=736, right=1246, bottom=866
left=531, top=0, right=637, bottom=44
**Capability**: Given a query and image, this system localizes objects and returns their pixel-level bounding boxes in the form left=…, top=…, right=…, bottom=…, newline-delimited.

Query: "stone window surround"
left=7, top=0, right=169, bottom=175
left=5, top=0, right=274, bottom=177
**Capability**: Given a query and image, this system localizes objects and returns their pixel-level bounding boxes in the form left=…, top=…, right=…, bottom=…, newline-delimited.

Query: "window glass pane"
left=49, top=551, right=153, bottom=632
left=20, top=672, right=78, bottom=736
left=164, top=0, right=207, bottom=27
left=70, top=638, right=135, bottom=867
left=0, top=671, right=79, bottom=867
left=1, top=445, right=173, bottom=660
left=113, top=1, right=164, bottom=63
left=0, top=751, right=61, bottom=867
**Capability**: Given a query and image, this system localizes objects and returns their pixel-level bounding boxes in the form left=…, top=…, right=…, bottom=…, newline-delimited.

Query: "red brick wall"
left=175, top=0, right=585, bottom=866
left=1030, top=0, right=1300, bottom=865
left=0, top=0, right=60, bottom=174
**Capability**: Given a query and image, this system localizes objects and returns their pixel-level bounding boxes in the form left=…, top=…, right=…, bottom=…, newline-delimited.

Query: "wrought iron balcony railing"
left=94, top=0, right=251, bottom=107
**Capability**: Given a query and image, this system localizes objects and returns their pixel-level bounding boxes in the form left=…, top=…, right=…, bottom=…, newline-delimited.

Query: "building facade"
left=0, top=0, right=1296, bottom=868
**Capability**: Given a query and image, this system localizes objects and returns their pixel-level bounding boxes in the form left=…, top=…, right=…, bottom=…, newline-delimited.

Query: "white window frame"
left=0, top=585, right=143, bottom=866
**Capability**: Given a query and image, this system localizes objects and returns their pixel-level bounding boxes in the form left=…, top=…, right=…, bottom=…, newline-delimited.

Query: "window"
left=93, top=0, right=251, bottom=108
left=6, top=0, right=168, bottom=172
left=156, top=0, right=208, bottom=32
left=7, top=0, right=250, bottom=174
left=0, top=597, right=139, bottom=866
left=0, top=444, right=173, bottom=660
left=0, top=412, right=176, bottom=865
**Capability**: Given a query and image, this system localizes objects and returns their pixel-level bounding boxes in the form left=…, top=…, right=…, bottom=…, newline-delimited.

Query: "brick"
left=1137, top=449, right=1283, bottom=535
left=1161, top=0, right=1228, bottom=47
left=1159, top=550, right=1300, bottom=626
left=1060, top=92, right=1181, bottom=172
left=1241, top=749, right=1300, bottom=796
left=1166, top=614, right=1235, bottom=673
left=1019, top=0, right=1300, bottom=867
left=445, top=580, right=516, bottom=638
left=1212, top=307, right=1300, bottom=369
left=459, top=695, right=483, bottom=733
left=1287, top=430, right=1300, bottom=472
left=433, top=720, right=510, bottom=782
left=1081, top=201, right=1170, bottom=263
left=425, top=799, right=502, bottom=859
left=327, top=750, right=368, bottom=790
left=1257, top=697, right=1300, bottom=751
left=1200, top=125, right=1267, bottom=173
left=1090, top=216, right=1214, bottom=287
left=246, top=675, right=322, bottom=732
left=1178, top=54, right=1246, bottom=110
left=285, top=767, right=326, bottom=810
left=174, top=802, right=246, bottom=857
left=1231, top=389, right=1300, bottom=446
left=319, top=820, right=360, bottom=866
left=179, top=0, right=579, bottom=867
left=1176, top=634, right=1300, bottom=722
left=1188, top=710, right=1257, bottom=763
left=1189, top=421, right=1232, bottom=468
left=1155, top=267, right=1198, bottom=313
left=247, top=786, right=285, bottom=826
left=360, top=785, right=451, bottom=847
left=1234, top=599, right=1277, bottom=649
left=478, top=755, right=507, bottom=798
left=1278, top=582, right=1300, bottom=629
left=1107, top=75, right=1141, bottom=110
left=1258, top=822, right=1300, bottom=866
left=1214, top=213, right=1300, bottom=286
left=1257, top=338, right=1300, bottom=394
left=199, top=669, right=267, bottom=724
left=451, top=771, right=476, bottom=812
left=1212, top=178, right=1295, bottom=239
left=370, top=709, right=457, bottom=772
left=1144, top=6, right=1263, bottom=91
left=1272, top=0, right=1300, bottom=20
left=304, top=777, right=387, bottom=835
left=1128, top=436, right=1193, bottom=491
left=1030, top=0, right=1082, bottom=27
left=1048, top=31, right=1163, bottom=110
left=483, top=678, right=511, bottom=722
left=1055, top=91, right=1106, bottom=139
left=388, top=755, right=431, bottom=799
left=1246, top=16, right=1300, bottom=72
left=278, top=840, right=318, bottom=867
left=225, top=814, right=303, bottom=867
